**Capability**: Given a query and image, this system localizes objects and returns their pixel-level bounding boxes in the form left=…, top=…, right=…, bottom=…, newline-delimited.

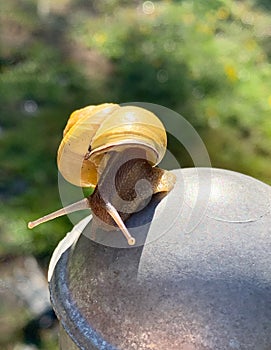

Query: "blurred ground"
left=1, top=0, right=271, bottom=348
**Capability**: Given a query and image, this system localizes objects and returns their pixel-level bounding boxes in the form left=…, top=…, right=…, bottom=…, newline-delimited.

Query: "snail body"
left=28, top=104, right=176, bottom=245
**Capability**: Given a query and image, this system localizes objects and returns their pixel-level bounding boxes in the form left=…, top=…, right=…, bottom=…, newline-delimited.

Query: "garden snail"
left=28, top=103, right=176, bottom=245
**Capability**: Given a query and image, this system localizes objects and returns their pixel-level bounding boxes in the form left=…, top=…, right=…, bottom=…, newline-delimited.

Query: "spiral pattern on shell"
left=57, top=103, right=167, bottom=187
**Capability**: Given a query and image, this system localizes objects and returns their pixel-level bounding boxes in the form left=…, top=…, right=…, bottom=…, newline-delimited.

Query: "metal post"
left=49, top=168, right=271, bottom=349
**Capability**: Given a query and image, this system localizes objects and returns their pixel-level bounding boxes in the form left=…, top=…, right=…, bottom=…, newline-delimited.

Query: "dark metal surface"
left=50, top=168, right=271, bottom=350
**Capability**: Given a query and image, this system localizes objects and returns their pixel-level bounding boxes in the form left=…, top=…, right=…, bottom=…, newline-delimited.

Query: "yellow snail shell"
left=57, top=103, right=167, bottom=187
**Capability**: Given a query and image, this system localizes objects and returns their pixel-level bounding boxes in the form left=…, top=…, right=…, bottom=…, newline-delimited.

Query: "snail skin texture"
left=28, top=103, right=176, bottom=245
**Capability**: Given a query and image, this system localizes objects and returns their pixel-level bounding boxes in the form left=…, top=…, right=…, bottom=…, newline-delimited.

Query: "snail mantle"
left=49, top=168, right=271, bottom=350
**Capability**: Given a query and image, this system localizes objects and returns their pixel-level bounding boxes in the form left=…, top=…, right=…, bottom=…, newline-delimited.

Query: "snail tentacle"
left=28, top=198, right=90, bottom=229
left=105, top=202, right=135, bottom=246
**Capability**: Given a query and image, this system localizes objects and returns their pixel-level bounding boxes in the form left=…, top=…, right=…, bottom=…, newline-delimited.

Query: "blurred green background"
left=1, top=0, right=271, bottom=348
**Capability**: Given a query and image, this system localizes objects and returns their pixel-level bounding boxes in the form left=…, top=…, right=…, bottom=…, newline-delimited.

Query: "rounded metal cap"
left=49, top=168, right=271, bottom=350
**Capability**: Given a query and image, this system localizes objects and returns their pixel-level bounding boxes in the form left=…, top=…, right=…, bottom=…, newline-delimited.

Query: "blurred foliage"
left=1, top=0, right=271, bottom=348
left=74, top=0, right=271, bottom=180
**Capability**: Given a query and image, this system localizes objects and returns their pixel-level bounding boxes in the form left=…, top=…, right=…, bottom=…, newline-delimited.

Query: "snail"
left=28, top=103, right=176, bottom=245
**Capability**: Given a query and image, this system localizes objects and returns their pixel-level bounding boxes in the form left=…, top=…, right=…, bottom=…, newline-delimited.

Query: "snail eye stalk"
left=28, top=198, right=136, bottom=246
left=27, top=198, right=90, bottom=229
left=105, top=202, right=135, bottom=246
